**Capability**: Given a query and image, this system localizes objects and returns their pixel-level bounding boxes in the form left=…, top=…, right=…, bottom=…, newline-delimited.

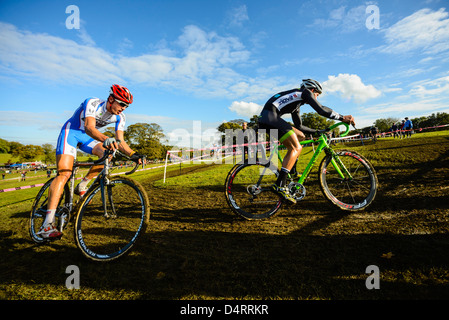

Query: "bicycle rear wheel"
left=319, top=150, right=378, bottom=211
left=29, top=178, right=71, bottom=243
left=225, top=162, right=282, bottom=220
left=74, top=176, right=150, bottom=262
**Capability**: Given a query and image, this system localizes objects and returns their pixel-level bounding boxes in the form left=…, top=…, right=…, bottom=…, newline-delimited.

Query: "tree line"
left=218, top=112, right=449, bottom=136
left=371, top=112, right=449, bottom=133
left=0, top=123, right=169, bottom=165
left=2, top=112, right=448, bottom=164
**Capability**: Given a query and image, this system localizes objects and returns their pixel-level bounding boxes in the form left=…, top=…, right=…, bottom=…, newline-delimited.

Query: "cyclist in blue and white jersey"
left=38, top=84, right=143, bottom=239
left=258, top=79, right=355, bottom=204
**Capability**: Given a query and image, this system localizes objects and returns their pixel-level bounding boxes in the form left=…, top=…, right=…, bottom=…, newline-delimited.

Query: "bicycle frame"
left=60, top=150, right=130, bottom=228
left=265, top=122, right=353, bottom=185
left=55, top=159, right=103, bottom=231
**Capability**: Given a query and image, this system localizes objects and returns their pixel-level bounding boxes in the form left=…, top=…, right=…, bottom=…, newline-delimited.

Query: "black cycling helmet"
left=301, top=79, right=323, bottom=94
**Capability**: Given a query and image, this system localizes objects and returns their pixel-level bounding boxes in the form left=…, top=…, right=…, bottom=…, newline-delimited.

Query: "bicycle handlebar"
left=327, top=121, right=350, bottom=137
left=76, top=149, right=146, bottom=175
left=124, top=153, right=146, bottom=175
left=315, top=121, right=352, bottom=138
left=112, top=150, right=146, bottom=175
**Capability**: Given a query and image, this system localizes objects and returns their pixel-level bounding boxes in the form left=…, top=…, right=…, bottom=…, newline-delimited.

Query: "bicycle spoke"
left=225, top=163, right=282, bottom=220
left=344, top=181, right=356, bottom=204
left=319, top=150, right=377, bottom=211
left=75, top=177, right=148, bottom=261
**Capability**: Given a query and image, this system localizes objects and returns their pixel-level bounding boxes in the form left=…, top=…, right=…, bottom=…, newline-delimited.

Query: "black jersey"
left=261, top=88, right=343, bottom=135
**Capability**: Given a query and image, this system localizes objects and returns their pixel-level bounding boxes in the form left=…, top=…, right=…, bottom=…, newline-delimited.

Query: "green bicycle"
left=224, top=122, right=378, bottom=220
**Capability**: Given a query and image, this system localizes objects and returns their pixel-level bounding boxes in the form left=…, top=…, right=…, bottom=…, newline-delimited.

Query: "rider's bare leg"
left=276, top=128, right=305, bottom=187
left=76, top=143, right=106, bottom=191
left=44, top=154, right=74, bottom=225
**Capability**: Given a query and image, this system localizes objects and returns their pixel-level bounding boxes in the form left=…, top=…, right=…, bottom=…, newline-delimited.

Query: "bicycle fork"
left=326, top=149, right=353, bottom=180
left=100, top=157, right=117, bottom=219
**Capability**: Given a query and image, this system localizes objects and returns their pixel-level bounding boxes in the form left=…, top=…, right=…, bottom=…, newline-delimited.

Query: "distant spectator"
left=399, top=120, right=405, bottom=139
left=391, top=123, right=398, bottom=139
left=242, top=122, right=249, bottom=159
left=370, top=126, right=378, bottom=142
left=404, top=117, right=413, bottom=138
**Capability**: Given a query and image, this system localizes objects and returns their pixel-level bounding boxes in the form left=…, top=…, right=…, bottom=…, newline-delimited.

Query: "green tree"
left=125, top=123, right=166, bottom=159
left=217, top=121, right=242, bottom=133
left=432, top=112, right=449, bottom=125
left=103, top=127, right=116, bottom=138
left=301, top=112, right=335, bottom=130
left=373, top=117, right=399, bottom=132
left=0, top=138, right=10, bottom=153
left=247, top=115, right=260, bottom=129
left=8, top=141, right=23, bottom=155
left=42, top=143, right=56, bottom=164
left=12, top=145, right=44, bottom=162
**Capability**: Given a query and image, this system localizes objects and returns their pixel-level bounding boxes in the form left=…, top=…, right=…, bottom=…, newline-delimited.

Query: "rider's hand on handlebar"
left=342, top=115, right=355, bottom=126
left=103, top=137, right=119, bottom=151
left=130, top=152, right=145, bottom=164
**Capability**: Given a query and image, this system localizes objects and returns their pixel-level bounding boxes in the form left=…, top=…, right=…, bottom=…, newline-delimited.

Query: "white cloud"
left=0, top=110, right=65, bottom=132
left=77, top=20, right=96, bottom=46
left=0, top=22, right=121, bottom=85
left=0, top=22, right=253, bottom=98
left=309, top=5, right=367, bottom=33
left=227, top=5, right=249, bottom=27
left=323, top=74, right=381, bottom=103
left=364, top=98, right=446, bottom=115
left=409, top=76, right=449, bottom=97
left=362, top=75, right=449, bottom=118
left=381, top=8, right=449, bottom=54
left=229, top=101, right=262, bottom=118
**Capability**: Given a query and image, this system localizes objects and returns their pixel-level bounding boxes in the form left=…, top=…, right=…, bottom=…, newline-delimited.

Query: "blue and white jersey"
left=69, top=98, right=126, bottom=132
left=56, top=98, right=127, bottom=157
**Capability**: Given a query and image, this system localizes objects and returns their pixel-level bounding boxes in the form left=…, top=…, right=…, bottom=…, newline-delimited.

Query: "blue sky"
left=1, top=0, right=448, bottom=148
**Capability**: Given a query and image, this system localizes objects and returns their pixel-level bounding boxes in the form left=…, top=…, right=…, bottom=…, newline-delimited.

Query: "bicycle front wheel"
left=74, top=176, right=150, bottom=262
left=225, top=163, right=282, bottom=220
left=319, top=150, right=378, bottom=211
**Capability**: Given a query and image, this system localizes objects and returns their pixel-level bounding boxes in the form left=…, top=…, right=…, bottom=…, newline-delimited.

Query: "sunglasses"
left=114, top=99, right=129, bottom=108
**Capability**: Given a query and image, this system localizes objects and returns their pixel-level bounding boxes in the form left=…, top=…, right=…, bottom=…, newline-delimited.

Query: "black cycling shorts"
left=258, top=107, right=295, bottom=143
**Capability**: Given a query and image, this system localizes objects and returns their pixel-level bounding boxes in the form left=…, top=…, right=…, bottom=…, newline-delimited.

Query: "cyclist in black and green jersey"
left=258, top=79, right=355, bottom=204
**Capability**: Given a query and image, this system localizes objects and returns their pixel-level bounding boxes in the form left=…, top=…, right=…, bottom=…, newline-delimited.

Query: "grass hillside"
left=1, top=131, right=448, bottom=302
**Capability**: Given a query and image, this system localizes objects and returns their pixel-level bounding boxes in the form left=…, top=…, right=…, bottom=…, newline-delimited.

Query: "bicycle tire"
left=29, top=178, right=71, bottom=244
left=319, top=149, right=378, bottom=211
left=74, top=176, right=150, bottom=262
left=225, top=162, right=282, bottom=220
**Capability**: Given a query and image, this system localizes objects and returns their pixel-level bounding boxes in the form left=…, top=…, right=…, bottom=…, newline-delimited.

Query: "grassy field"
left=1, top=131, right=449, bottom=302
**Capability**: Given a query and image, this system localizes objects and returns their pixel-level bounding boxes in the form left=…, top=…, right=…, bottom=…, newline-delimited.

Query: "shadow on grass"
left=2, top=138, right=449, bottom=300
left=2, top=207, right=449, bottom=300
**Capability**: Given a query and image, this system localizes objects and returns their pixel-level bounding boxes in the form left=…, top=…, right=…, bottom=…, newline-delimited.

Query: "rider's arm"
left=84, top=117, right=110, bottom=143
left=115, top=130, right=135, bottom=157
left=301, top=89, right=344, bottom=121
left=115, top=130, right=143, bottom=164
left=291, top=111, right=317, bottom=135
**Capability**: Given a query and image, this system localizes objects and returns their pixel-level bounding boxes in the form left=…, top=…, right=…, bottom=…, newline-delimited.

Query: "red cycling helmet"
left=110, top=84, right=133, bottom=104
